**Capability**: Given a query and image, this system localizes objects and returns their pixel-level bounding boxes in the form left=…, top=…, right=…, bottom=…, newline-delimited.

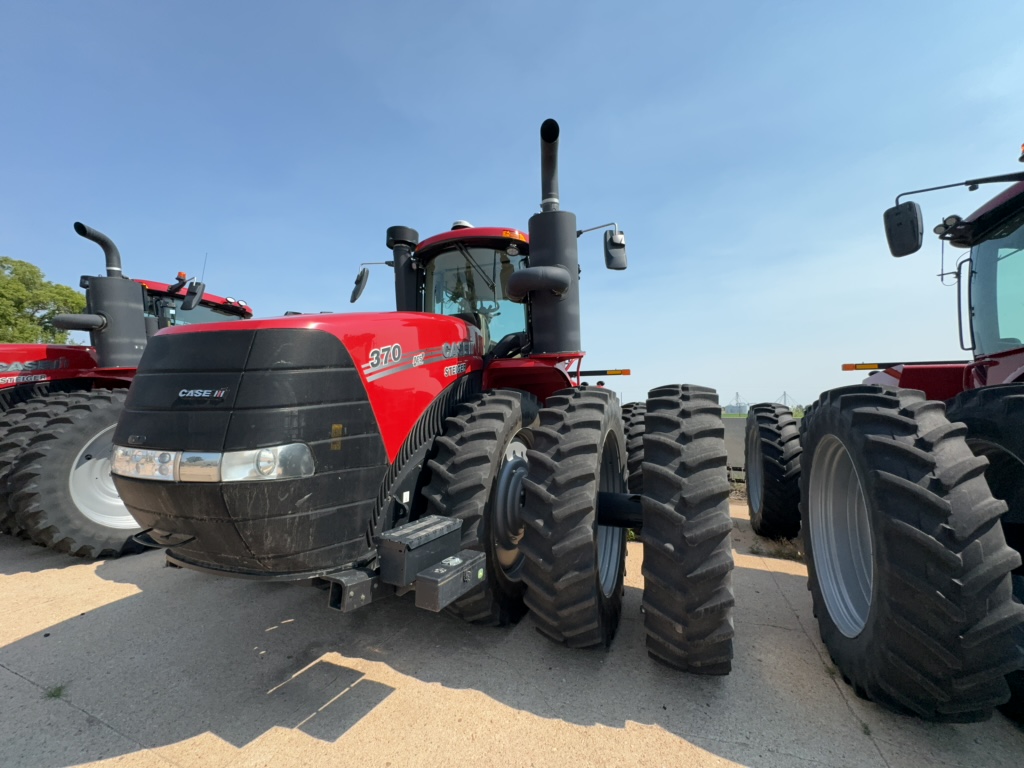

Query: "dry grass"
left=748, top=537, right=804, bottom=563
left=729, top=479, right=747, bottom=501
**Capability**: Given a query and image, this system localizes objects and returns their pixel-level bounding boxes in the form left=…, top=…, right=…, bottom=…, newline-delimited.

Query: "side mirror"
left=181, top=281, right=205, bottom=310
left=883, top=202, right=923, bottom=257
left=350, top=267, right=369, bottom=303
left=604, top=230, right=627, bottom=270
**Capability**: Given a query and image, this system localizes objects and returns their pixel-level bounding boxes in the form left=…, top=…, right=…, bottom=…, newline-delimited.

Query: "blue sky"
left=3, top=1, right=1023, bottom=407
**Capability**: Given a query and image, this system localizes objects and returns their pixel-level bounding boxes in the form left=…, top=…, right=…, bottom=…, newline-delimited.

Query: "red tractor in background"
left=109, top=119, right=736, bottom=673
left=744, top=153, right=1024, bottom=721
left=0, top=222, right=253, bottom=557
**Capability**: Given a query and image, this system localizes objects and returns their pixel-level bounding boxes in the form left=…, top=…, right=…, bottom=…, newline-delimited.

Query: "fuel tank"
left=112, top=312, right=484, bottom=578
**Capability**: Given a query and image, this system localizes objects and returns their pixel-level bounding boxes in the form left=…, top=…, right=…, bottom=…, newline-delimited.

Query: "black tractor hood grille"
left=113, top=327, right=389, bottom=575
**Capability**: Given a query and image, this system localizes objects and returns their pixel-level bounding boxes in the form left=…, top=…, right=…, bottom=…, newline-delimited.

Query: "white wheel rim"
left=808, top=434, right=874, bottom=638
left=69, top=424, right=138, bottom=530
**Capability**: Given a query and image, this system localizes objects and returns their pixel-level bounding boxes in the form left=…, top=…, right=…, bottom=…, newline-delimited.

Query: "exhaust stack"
left=540, top=118, right=560, bottom=212
left=74, top=221, right=124, bottom=278
left=512, top=119, right=581, bottom=354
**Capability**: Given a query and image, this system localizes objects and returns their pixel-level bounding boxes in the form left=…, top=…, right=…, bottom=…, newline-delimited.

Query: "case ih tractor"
left=109, top=120, right=736, bottom=671
left=744, top=154, right=1024, bottom=721
left=0, top=222, right=252, bottom=558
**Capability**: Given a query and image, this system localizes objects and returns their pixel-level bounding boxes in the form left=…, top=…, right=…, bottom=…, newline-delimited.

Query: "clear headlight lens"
left=111, top=447, right=178, bottom=482
left=111, top=443, right=315, bottom=483
left=220, top=443, right=315, bottom=482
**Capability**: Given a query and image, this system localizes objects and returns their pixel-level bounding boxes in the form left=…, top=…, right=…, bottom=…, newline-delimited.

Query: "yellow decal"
left=331, top=423, right=345, bottom=450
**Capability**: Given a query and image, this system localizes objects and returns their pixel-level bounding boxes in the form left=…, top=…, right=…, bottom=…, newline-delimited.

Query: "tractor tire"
left=641, top=384, right=735, bottom=675
left=9, top=389, right=145, bottom=558
left=519, top=387, right=627, bottom=648
left=800, top=385, right=1024, bottom=722
left=0, top=394, right=91, bottom=535
left=422, top=390, right=539, bottom=626
left=945, top=383, right=1024, bottom=721
left=745, top=403, right=802, bottom=539
left=622, top=402, right=646, bottom=494
left=1, top=380, right=90, bottom=413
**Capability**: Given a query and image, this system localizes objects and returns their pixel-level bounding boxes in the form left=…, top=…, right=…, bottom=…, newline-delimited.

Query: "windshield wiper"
left=455, top=242, right=496, bottom=293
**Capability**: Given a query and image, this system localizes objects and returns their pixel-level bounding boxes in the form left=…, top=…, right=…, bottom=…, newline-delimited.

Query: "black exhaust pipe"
left=523, top=119, right=581, bottom=354
left=74, top=221, right=123, bottom=278
left=63, top=221, right=148, bottom=367
left=540, top=118, right=560, bottom=212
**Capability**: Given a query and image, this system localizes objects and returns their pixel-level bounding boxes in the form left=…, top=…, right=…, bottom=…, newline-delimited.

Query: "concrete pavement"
left=1, top=504, right=1020, bottom=768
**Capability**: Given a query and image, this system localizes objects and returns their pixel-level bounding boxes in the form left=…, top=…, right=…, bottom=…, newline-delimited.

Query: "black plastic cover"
left=113, top=327, right=389, bottom=575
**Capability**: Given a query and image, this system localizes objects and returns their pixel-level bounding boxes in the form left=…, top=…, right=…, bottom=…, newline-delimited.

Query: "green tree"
left=0, top=257, right=86, bottom=344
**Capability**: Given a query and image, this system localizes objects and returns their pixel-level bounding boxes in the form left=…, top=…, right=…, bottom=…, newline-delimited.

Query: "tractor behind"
left=110, top=119, right=737, bottom=672
left=744, top=150, right=1024, bottom=721
left=0, top=223, right=252, bottom=558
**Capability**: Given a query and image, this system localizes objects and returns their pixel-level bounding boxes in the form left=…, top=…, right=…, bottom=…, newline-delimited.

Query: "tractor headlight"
left=111, top=447, right=178, bottom=482
left=111, top=443, right=315, bottom=483
left=220, top=444, right=315, bottom=482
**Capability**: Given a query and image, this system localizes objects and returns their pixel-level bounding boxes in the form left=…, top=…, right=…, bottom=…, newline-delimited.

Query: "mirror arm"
left=895, top=171, right=1024, bottom=205
left=576, top=222, right=619, bottom=238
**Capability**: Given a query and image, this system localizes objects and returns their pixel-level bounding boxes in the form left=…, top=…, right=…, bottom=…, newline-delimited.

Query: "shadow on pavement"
left=1, top=534, right=1020, bottom=767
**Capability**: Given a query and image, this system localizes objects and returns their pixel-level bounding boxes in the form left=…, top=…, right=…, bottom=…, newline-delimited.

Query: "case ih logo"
left=441, top=339, right=477, bottom=359
left=0, top=357, right=70, bottom=373
left=178, top=388, right=229, bottom=400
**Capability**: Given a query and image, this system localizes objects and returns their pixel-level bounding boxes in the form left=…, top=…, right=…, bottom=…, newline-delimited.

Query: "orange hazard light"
left=842, top=363, right=881, bottom=371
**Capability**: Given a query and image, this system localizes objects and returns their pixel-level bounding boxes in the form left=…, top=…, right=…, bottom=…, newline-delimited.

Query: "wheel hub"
left=493, top=436, right=529, bottom=577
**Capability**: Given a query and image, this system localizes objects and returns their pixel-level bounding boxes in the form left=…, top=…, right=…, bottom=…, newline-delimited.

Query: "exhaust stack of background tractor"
left=52, top=222, right=148, bottom=368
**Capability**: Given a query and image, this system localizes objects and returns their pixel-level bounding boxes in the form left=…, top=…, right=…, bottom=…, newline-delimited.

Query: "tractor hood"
left=111, top=311, right=484, bottom=577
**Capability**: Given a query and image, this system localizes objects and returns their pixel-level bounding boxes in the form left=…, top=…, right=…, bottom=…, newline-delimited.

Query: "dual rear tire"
left=429, top=384, right=736, bottom=674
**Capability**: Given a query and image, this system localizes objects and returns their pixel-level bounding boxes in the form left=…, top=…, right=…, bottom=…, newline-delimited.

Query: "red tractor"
left=0, top=223, right=252, bottom=557
left=744, top=154, right=1024, bottom=721
left=110, top=120, right=736, bottom=671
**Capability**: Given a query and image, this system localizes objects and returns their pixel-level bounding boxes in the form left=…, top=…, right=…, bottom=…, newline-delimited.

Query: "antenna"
left=200, top=252, right=208, bottom=283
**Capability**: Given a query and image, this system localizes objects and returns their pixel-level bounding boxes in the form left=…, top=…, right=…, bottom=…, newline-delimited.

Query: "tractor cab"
left=883, top=162, right=1024, bottom=390
left=953, top=184, right=1024, bottom=368
left=137, top=277, right=253, bottom=330
left=416, top=226, right=530, bottom=354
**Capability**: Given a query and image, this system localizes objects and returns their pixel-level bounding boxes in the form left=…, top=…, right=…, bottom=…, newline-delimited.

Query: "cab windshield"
left=144, top=293, right=248, bottom=327
left=423, top=243, right=528, bottom=350
left=970, top=213, right=1024, bottom=355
